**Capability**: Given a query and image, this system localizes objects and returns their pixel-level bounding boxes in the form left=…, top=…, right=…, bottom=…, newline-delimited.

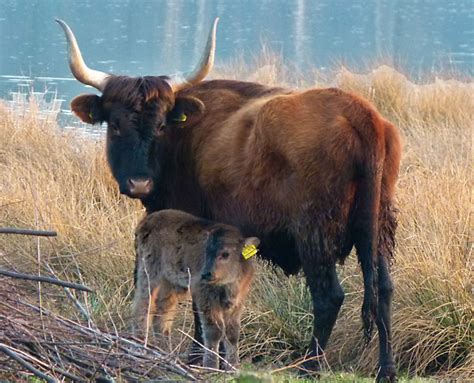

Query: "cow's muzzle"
left=126, top=177, right=153, bottom=198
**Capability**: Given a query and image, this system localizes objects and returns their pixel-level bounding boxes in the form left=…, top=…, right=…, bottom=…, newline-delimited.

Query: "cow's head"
left=56, top=19, right=217, bottom=199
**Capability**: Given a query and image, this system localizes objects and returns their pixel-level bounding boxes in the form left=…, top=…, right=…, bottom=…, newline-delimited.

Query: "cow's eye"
left=154, top=122, right=167, bottom=136
left=221, top=252, right=230, bottom=259
left=108, top=123, right=120, bottom=136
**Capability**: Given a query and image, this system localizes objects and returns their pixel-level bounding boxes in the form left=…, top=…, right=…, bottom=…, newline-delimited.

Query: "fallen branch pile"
left=0, top=278, right=200, bottom=381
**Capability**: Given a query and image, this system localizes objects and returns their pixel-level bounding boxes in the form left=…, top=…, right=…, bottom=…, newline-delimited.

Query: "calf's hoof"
left=220, top=358, right=239, bottom=371
left=376, top=365, right=397, bottom=383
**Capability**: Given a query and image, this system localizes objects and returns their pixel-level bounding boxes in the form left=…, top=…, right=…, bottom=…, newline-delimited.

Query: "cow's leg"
left=358, top=246, right=378, bottom=344
left=187, top=300, right=205, bottom=365
left=301, top=262, right=344, bottom=372
left=375, top=255, right=396, bottom=382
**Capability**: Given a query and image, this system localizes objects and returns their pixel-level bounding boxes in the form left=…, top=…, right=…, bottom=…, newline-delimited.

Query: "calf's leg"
left=153, top=281, right=180, bottom=348
left=131, top=281, right=160, bottom=338
left=222, top=311, right=242, bottom=369
left=187, top=300, right=205, bottom=365
left=200, top=314, right=225, bottom=369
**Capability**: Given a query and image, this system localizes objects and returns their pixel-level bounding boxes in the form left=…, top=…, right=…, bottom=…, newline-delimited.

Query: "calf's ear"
left=71, top=94, right=103, bottom=124
left=244, top=237, right=260, bottom=247
left=205, top=227, right=218, bottom=238
left=168, top=96, right=205, bottom=124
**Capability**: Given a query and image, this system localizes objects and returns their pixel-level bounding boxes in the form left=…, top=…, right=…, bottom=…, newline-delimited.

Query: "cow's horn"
left=56, top=19, right=110, bottom=92
left=169, top=18, right=219, bottom=92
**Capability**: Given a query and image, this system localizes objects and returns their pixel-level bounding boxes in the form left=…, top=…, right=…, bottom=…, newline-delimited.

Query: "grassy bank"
left=0, top=63, right=472, bottom=381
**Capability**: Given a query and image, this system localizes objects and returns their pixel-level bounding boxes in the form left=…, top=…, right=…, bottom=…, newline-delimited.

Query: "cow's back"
left=185, top=86, right=379, bottom=231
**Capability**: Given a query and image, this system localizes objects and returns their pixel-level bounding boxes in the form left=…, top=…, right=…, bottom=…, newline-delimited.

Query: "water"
left=1, top=0, right=473, bottom=125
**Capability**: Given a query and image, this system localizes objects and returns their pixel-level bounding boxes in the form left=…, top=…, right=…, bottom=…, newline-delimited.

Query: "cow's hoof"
left=296, top=356, right=323, bottom=377
left=376, top=365, right=397, bottom=382
left=187, top=347, right=204, bottom=366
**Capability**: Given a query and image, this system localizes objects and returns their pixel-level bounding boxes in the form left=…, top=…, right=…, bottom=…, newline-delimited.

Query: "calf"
left=133, top=209, right=259, bottom=369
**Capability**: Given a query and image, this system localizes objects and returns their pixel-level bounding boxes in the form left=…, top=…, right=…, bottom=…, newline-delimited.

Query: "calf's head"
left=56, top=19, right=217, bottom=198
left=200, top=227, right=260, bottom=285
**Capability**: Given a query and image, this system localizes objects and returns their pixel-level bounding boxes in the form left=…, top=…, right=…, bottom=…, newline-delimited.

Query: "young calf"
left=132, top=209, right=259, bottom=369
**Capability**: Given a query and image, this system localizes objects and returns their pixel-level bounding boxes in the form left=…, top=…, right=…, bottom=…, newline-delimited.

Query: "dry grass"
left=0, top=60, right=472, bottom=381
left=0, top=102, right=142, bottom=328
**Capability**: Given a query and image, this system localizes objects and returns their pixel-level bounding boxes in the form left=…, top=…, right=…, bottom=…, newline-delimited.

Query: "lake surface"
left=0, top=0, right=472, bottom=125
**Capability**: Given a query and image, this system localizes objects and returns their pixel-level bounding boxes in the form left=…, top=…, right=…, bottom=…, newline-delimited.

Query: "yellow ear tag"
left=175, top=113, right=187, bottom=122
left=88, top=112, right=93, bottom=120
left=242, top=244, right=258, bottom=260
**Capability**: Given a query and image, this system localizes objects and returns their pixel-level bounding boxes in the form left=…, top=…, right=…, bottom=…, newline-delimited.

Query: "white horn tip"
left=55, top=18, right=67, bottom=28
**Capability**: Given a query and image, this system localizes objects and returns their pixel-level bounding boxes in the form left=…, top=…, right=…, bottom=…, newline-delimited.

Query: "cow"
left=133, top=209, right=258, bottom=369
left=57, top=18, right=402, bottom=382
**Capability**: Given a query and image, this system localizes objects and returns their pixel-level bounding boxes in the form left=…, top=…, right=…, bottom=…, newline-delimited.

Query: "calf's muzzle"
left=201, top=271, right=214, bottom=282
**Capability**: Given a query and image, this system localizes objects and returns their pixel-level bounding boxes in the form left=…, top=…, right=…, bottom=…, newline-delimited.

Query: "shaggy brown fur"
left=72, top=76, right=402, bottom=381
left=133, top=209, right=258, bottom=369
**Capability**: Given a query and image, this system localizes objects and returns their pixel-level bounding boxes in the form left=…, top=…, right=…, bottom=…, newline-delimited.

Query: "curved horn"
left=55, top=19, right=110, bottom=92
left=169, top=17, right=219, bottom=92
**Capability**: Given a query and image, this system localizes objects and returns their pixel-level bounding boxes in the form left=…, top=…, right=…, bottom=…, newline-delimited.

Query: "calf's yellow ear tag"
left=242, top=244, right=258, bottom=260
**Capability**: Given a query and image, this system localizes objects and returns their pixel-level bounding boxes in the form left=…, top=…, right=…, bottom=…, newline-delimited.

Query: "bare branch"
left=44, top=263, right=92, bottom=322
left=0, top=269, right=93, bottom=293
left=0, top=343, right=57, bottom=383
left=0, top=227, right=57, bottom=237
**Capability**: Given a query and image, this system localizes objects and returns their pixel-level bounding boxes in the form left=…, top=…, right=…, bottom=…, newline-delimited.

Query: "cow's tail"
left=350, top=105, right=386, bottom=344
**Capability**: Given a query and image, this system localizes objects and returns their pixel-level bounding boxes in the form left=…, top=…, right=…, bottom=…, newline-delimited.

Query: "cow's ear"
left=168, top=96, right=205, bottom=124
left=244, top=237, right=260, bottom=248
left=71, top=94, right=103, bottom=124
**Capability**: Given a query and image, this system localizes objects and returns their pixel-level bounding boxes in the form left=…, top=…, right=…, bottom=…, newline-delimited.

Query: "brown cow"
left=57, top=18, right=402, bottom=381
left=133, top=209, right=258, bottom=369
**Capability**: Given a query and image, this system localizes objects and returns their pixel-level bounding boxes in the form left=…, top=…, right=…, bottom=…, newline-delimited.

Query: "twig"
left=177, top=329, right=236, bottom=372
left=7, top=342, right=84, bottom=382
left=0, top=227, right=57, bottom=237
left=0, top=199, right=25, bottom=209
left=269, top=350, right=330, bottom=375
left=0, top=343, right=57, bottom=383
left=21, top=300, right=198, bottom=381
left=0, top=269, right=93, bottom=292
left=44, top=263, right=92, bottom=322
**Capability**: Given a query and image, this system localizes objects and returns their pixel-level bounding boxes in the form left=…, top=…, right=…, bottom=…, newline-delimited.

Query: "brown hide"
left=59, top=15, right=402, bottom=377
left=173, top=82, right=401, bottom=265
left=133, top=209, right=256, bottom=368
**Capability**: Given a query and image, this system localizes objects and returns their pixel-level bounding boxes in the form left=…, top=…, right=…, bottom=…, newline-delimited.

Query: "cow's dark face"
left=56, top=18, right=216, bottom=199
left=70, top=76, right=204, bottom=199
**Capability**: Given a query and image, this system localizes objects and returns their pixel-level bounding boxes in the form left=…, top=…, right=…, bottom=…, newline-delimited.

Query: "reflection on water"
left=0, top=0, right=472, bottom=127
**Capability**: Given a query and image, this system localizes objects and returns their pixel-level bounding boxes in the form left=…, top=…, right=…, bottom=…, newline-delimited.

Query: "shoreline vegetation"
left=0, top=60, right=472, bottom=381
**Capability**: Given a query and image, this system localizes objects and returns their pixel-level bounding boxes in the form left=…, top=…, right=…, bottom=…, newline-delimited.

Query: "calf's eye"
left=221, top=252, right=229, bottom=259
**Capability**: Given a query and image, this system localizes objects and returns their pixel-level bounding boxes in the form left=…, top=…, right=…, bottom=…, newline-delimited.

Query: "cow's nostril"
left=127, top=178, right=153, bottom=198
